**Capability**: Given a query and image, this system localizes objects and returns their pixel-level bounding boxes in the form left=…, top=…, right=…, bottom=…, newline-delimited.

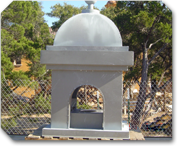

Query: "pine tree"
left=114, top=1, right=172, bottom=128
left=1, top=1, right=53, bottom=81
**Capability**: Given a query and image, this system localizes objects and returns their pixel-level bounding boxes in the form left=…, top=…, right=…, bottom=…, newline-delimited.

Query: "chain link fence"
left=1, top=79, right=51, bottom=135
left=123, top=80, right=172, bottom=137
left=1, top=79, right=172, bottom=137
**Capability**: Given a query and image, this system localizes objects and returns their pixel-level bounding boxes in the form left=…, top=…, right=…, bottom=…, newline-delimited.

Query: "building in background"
left=105, top=1, right=117, bottom=8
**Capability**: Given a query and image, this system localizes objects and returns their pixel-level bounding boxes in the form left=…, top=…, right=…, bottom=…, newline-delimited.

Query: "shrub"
left=76, top=101, right=91, bottom=109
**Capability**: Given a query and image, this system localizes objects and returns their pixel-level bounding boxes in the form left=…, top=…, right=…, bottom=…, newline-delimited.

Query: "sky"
left=39, top=1, right=108, bottom=27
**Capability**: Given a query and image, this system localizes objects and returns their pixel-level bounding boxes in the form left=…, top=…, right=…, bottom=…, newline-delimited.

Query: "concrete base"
left=42, top=123, right=129, bottom=139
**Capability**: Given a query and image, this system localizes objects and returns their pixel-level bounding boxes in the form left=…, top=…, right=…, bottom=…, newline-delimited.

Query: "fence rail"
left=1, top=79, right=172, bottom=137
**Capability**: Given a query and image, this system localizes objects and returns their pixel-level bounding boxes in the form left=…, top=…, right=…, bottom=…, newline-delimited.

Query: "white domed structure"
left=41, top=1, right=134, bottom=139
left=53, top=3, right=122, bottom=46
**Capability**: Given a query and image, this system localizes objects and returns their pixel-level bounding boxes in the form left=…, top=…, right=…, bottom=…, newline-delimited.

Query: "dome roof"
left=53, top=7, right=122, bottom=47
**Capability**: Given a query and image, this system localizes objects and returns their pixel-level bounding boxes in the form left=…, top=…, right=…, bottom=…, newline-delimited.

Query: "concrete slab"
left=42, top=123, right=129, bottom=139
left=24, top=124, right=145, bottom=140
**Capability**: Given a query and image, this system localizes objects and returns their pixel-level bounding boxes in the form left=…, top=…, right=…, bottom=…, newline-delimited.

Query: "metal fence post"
left=84, top=85, right=87, bottom=104
left=127, top=88, right=130, bottom=125
left=97, top=91, right=99, bottom=110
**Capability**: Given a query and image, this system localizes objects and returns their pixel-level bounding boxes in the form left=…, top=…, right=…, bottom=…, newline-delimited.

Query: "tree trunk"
left=37, top=80, right=47, bottom=99
left=140, top=79, right=157, bottom=124
left=131, top=47, right=148, bottom=129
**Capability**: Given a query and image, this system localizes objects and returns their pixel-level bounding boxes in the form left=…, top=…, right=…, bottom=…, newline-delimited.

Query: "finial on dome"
left=85, top=1, right=96, bottom=10
left=82, top=1, right=99, bottom=13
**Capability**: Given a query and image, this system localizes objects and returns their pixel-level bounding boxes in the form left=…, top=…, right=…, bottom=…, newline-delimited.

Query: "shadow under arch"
left=68, top=84, right=105, bottom=129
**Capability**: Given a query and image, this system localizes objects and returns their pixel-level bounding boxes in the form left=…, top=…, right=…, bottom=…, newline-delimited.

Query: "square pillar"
left=41, top=46, right=134, bottom=138
left=102, top=71, right=123, bottom=130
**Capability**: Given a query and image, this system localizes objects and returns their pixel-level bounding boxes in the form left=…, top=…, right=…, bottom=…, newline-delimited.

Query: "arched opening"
left=70, top=85, right=104, bottom=129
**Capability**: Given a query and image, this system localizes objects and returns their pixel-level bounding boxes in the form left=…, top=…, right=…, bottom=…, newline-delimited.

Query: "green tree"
left=1, top=1, right=53, bottom=81
left=1, top=1, right=32, bottom=80
left=24, top=2, right=53, bottom=81
left=114, top=1, right=172, bottom=128
left=47, top=2, right=86, bottom=31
